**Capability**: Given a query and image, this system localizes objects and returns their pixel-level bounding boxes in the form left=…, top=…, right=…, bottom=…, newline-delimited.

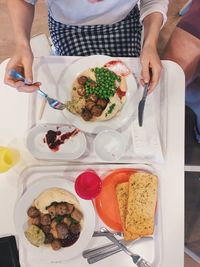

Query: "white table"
left=0, top=57, right=185, bottom=267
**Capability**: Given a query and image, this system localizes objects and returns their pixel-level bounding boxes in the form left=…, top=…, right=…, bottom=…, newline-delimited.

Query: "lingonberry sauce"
left=43, top=128, right=79, bottom=152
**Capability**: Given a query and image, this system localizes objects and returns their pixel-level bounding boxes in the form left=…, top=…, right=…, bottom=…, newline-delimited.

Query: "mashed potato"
left=34, top=188, right=80, bottom=214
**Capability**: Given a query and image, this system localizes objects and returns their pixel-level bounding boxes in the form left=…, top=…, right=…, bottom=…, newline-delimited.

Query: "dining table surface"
left=0, top=56, right=185, bottom=267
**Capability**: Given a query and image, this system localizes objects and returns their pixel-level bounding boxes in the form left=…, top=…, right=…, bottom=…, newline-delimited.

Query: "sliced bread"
left=116, top=182, right=138, bottom=240
left=125, top=172, right=158, bottom=236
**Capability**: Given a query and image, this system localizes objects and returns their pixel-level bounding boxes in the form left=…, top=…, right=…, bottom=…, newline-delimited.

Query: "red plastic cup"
left=75, top=170, right=102, bottom=200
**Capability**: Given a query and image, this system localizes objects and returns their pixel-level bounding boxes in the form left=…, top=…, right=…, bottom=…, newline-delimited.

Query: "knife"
left=138, top=82, right=149, bottom=127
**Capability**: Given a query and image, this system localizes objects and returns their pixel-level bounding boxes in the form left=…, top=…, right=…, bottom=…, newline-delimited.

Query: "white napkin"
left=131, top=93, right=164, bottom=164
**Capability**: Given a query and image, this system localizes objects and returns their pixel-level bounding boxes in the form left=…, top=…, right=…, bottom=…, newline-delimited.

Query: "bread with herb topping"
left=116, top=182, right=138, bottom=240
left=125, top=172, right=157, bottom=236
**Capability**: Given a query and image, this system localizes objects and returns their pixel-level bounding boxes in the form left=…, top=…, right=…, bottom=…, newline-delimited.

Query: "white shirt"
left=25, top=0, right=168, bottom=26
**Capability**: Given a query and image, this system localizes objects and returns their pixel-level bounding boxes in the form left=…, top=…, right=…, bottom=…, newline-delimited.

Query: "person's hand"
left=140, top=44, right=162, bottom=94
left=4, top=45, right=41, bottom=93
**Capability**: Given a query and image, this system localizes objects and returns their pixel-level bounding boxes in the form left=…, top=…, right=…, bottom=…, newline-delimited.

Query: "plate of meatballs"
left=58, top=55, right=139, bottom=134
left=14, top=177, right=95, bottom=262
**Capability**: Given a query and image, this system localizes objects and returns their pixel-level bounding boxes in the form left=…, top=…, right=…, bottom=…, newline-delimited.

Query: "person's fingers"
left=23, top=56, right=33, bottom=84
left=140, top=58, right=150, bottom=85
left=17, top=85, right=38, bottom=93
left=5, top=69, right=41, bottom=92
left=148, top=63, right=162, bottom=93
left=17, top=82, right=41, bottom=93
left=5, top=76, right=40, bottom=92
left=4, top=61, right=24, bottom=86
left=4, top=72, right=24, bottom=88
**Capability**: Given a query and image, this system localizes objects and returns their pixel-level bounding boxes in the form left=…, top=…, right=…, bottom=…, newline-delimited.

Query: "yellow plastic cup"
left=0, top=147, right=20, bottom=173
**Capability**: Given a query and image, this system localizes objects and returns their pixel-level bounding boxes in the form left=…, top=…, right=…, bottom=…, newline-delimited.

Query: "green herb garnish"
left=55, top=215, right=64, bottom=223
left=108, top=103, right=116, bottom=114
left=65, top=214, right=79, bottom=224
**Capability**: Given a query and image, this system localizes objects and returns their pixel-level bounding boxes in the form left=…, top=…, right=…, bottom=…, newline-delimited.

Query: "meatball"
left=88, top=93, right=98, bottom=103
left=71, top=209, right=83, bottom=222
left=47, top=204, right=56, bottom=218
left=91, top=105, right=103, bottom=117
left=88, top=81, right=97, bottom=88
left=44, top=233, right=54, bottom=244
left=55, top=203, right=68, bottom=216
left=63, top=217, right=71, bottom=227
left=66, top=203, right=74, bottom=214
left=28, top=217, right=40, bottom=226
left=81, top=108, right=93, bottom=121
left=41, top=225, right=51, bottom=234
left=51, top=239, right=62, bottom=251
left=50, top=219, right=59, bottom=239
left=69, top=224, right=81, bottom=235
left=97, top=99, right=108, bottom=110
left=77, top=76, right=87, bottom=86
left=40, top=214, right=51, bottom=226
left=56, top=223, right=69, bottom=239
left=85, top=100, right=96, bottom=111
left=55, top=202, right=74, bottom=215
left=77, top=86, right=86, bottom=96
left=27, top=207, right=40, bottom=218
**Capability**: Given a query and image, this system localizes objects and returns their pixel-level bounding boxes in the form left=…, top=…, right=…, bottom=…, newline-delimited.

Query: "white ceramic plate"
left=26, top=124, right=87, bottom=160
left=57, top=55, right=139, bottom=134
left=14, top=177, right=96, bottom=262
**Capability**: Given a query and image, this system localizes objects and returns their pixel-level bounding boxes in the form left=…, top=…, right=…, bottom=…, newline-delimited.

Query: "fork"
left=9, top=70, right=66, bottom=110
left=101, top=227, right=151, bottom=267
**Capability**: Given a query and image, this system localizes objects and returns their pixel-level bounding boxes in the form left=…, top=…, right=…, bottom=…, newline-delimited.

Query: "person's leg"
left=163, top=27, right=200, bottom=83
left=163, top=27, right=200, bottom=142
left=186, top=74, right=200, bottom=142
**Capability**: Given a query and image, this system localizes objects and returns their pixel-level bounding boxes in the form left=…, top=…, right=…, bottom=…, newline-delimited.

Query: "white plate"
left=14, top=177, right=96, bottom=262
left=26, top=124, right=87, bottom=160
left=57, top=55, right=139, bottom=134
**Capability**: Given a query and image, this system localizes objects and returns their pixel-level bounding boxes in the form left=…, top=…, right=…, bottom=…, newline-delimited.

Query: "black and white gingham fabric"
left=48, top=6, right=142, bottom=57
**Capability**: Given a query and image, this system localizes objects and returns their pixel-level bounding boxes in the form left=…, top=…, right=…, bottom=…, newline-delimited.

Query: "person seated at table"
left=4, top=0, right=168, bottom=94
left=163, top=0, right=200, bottom=143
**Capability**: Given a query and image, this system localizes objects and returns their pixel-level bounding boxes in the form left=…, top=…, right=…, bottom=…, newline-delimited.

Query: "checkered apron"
left=48, top=6, right=142, bottom=57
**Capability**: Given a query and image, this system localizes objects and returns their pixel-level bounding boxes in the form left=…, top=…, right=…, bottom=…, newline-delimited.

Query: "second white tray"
left=17, top=163, right=162, bottom=267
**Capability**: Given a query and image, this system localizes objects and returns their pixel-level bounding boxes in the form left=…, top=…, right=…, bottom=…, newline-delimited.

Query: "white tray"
left=27, top=56, right=168, bottom=165
left=16, top=164, right=162, bottom=267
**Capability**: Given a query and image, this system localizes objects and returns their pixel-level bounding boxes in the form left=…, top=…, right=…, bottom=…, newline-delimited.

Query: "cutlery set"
left=84, top=228, right=151, bottom=266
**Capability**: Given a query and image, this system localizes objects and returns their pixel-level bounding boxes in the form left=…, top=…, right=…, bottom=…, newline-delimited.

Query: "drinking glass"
left=0, top=147, right=20, bottom=173
left=75, top=170, right=102, bottom=200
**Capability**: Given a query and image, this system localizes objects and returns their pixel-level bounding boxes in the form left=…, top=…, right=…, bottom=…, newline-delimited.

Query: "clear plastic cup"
left=75, top=170, right=102, bottom=200
left=0, top=146, right=20, bottom=173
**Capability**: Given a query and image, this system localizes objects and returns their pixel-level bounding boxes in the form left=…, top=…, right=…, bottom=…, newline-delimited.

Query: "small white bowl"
left=94, top=130, right=126, bottom=161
